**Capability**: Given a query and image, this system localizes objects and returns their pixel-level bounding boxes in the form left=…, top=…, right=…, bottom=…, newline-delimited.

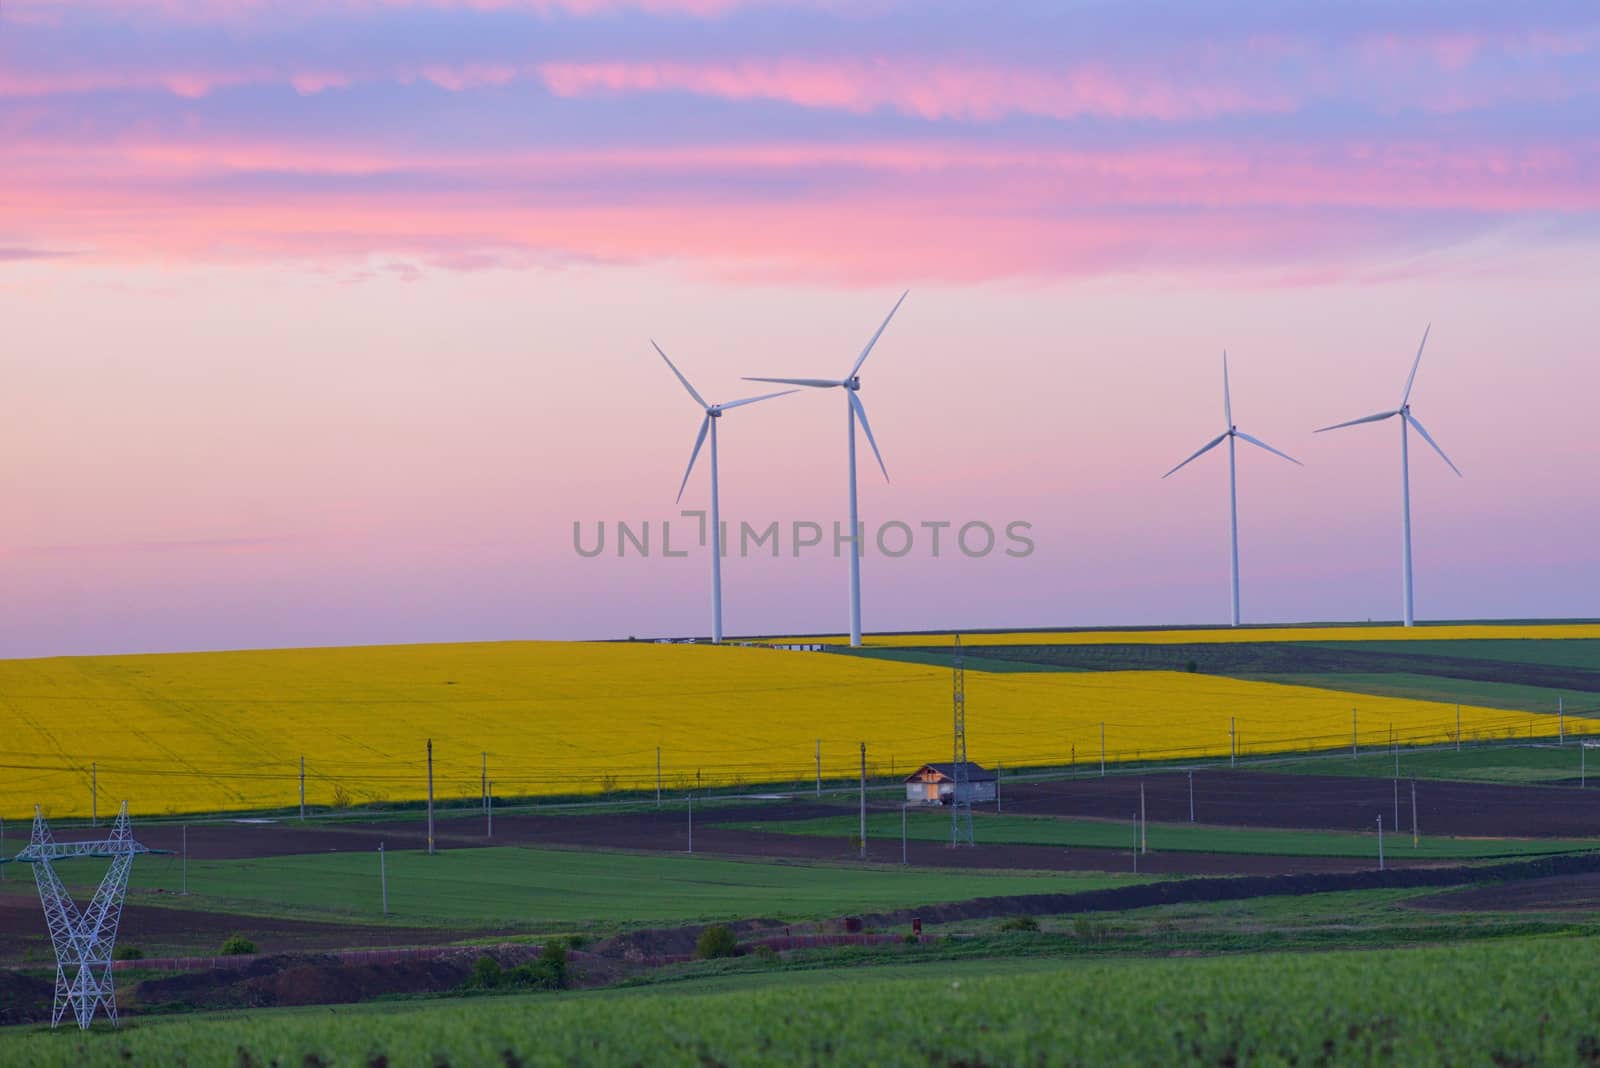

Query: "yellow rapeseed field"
left=764, top=623, right=1600, bottom=647
left=0, top=640, right=1584, bottom=819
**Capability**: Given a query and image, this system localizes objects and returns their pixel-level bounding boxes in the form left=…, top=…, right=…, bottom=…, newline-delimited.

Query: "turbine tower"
left=1315, top=325, right=1461, bottom=627
left=653, top=342, right=795, bottom=643
left=1163, top=353, right=1301, bottom=627
left=745, top=291, right=907, bottom=647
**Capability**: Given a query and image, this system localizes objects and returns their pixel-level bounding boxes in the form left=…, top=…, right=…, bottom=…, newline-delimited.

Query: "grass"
left=18, top=934, right=1600, bottom=1065
left=29, top=847, right=1146, bottom=929
left=1251, top=671, right=1596, bottom=716
left=1310, top=639, right=1600, bottom=670
left=727, top=809, right=1599, bottom=860
left=1275, top=743, right=1600, bottom=785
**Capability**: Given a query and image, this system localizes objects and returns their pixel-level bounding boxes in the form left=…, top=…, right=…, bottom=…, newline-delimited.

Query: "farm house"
left=903, top=762, right=997, bottom=805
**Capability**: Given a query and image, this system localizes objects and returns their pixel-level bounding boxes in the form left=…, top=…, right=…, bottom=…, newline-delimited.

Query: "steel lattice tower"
left=6, top=803, right=153, bottom=1029
left=951, top=634, right=973, bottom=846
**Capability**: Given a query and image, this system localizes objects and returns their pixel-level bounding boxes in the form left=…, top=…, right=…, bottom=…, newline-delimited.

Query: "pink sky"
left=2, top=1, right=1598, bottom=655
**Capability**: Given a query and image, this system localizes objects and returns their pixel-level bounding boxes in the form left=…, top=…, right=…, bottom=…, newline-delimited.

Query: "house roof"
left=905, top=761, right=996, bottom=783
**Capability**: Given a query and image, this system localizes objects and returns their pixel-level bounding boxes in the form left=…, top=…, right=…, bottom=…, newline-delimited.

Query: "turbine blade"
left=1162, top=432, right=1228, bottom=479
left=742, top=376, right=843, bottom=389
left=1235, top=430, right=1303, bottom=466
left=850, top=391, right=889, bottom=482
left=717, top=388, right=800, bottom=411
left=1315, top=410, right=1399, bottom=433
left=652, top=341, right=707, bottom=409
left=675, top=415, right=711, bottom=503
left=848, top=290, right=909, bottom=378
left=1401, top=323, right=1431, bottom=407
left=1405, top=412, right=1462, bottom=477
left=1223, top=351, right=1232, bottom=427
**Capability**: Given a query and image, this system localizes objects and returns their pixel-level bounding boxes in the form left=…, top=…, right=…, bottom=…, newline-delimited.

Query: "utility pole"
left=1393, top=777, right=1399, bottom=833
left=1188, top=771, right=1195, bottom=823
left=426, top=739, right=436, bottom=857
left=1377, top=815, right=1384, bottom=871
left=379, top=842, right=388, bottom=917
left=1139, top=781, right=1147, bottom=854
left=1230, top=718, right=1236, bottom=768
left=299, top=756, right=306, bottom=821
left=815, top=739, right=822, bottom=797
left=859, top=742, right=868, bottom=861
left=1410, top=780, right=1418, bottom=848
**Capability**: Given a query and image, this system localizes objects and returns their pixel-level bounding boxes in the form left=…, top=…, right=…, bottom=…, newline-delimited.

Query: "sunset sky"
left=2, top=0, right=1597, bottom=656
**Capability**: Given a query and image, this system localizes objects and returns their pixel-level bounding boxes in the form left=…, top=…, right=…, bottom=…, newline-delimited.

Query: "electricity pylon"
left=6, top=803, right=153, bottom=1028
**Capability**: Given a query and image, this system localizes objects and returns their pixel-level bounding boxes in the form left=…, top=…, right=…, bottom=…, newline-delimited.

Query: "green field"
left=728, top=810, right=1599, bottom=860
left=22, top=847, right=1144, bottom=929
left=1251, top=671, right=1593, bottom=716
left=19, top=935, right=1600, bottom=1066
left=1276, top=743, right=1600, bottom=785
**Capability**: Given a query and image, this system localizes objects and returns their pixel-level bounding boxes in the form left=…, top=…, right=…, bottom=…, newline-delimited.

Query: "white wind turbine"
left=1163, top=353, right=1302, bottom=627
left=654, top=342, right=796, bottom=644
left=1315, top=325, right=1461, bottom=627
left=744, top=291, right=907, bottom=648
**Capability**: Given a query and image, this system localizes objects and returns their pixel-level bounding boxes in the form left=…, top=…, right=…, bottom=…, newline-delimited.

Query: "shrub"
left=695, top=925, right=739, bottom=960
left=753, top=944, right=779, bottom=963
left=508, top=941, right=569, bottom=990
left=219, top=934, right=257, bottom=956
left=471, top=955, right=504, bottom=989
left=112, top=945, right=144, bottom=961
left=1000, top=916, right=1040, bottom=933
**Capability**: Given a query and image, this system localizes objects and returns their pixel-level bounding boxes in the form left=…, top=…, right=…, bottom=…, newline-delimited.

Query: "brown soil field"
left=1406, top=872, right=1600, bottom=913
left=0, top=892, right=475, bottom=964
left=1004, top=771, right=1600, bottom=837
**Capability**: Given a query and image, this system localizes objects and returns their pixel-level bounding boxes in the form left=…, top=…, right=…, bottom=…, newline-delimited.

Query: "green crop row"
left=22, top=934, right=1600, bottom=1065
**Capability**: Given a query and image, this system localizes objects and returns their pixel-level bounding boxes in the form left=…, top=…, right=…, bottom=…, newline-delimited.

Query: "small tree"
left=695, top=925, right=738, bottom=960
left=220, top=934, right=257, bottom=956
left=471, top=955, right=504, bottom=989
left=509, top=941, right=569, bottom=990
left=999, top=915, right=1040, bottom=933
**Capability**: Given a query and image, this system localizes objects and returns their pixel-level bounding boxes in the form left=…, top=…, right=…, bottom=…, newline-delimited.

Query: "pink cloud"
left=3, top=132, right=1595, bottom=284
left=538, top=58, right=1296, bottom=121
left=6, top=0, right=750, bottom=19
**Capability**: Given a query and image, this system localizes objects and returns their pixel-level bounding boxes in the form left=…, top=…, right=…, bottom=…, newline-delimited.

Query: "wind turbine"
left=1163, top=353, right=1302, bottom=627
left=1315, top=325, right=1461, bottom=627
left=745, top=291, right=907, bottom=648
left=653, top=341, right=795, bottom=644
